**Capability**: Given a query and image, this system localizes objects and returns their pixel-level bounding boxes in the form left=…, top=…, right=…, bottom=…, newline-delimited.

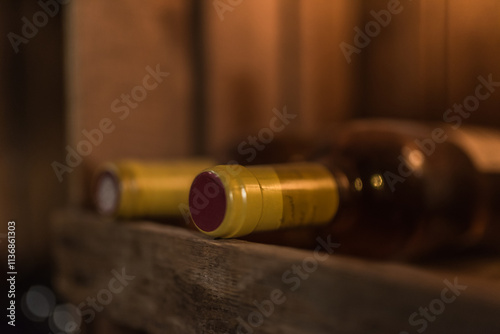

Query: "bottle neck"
left=189, top=162, right=340, bottom=238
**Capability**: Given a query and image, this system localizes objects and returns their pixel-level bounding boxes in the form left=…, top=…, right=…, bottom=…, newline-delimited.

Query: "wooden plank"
left=359, top=0, right=426, bottom=119
left=0, top=1, right=13, bottom=243
left=0, top=0, right=66, bottom=271
left=299, top=0, right=361, bottom=131
left=203, top=0, right=284, bottom=154
left=353, top=0, right=455, bottom=121
left=18, top=0, right=67, bottom=271
left=277, top=0, right=302, bottom=132
left=204, top=0, right=361, bottom=151
left=417, top=0, right=448, bottom=117
left=52, top=209, right=500, bottom=334
left=0, top=1, right=13, bottom=265
left=447, top=0, right=500, bottom=126
left=65, top=0, right=196, bottom=205
left=90, top=316, right=146, bottom=334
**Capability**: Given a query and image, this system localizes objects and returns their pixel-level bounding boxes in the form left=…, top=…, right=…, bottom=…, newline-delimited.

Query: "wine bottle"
left=92, top=135, right=325, bottom=219
left=188, top=120, right=500, bottom=259
left=93, top=159, right=216, bottom=219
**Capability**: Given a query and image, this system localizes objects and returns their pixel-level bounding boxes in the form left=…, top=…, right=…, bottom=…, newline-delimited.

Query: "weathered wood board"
left=52, top=210, right=500, bottom=334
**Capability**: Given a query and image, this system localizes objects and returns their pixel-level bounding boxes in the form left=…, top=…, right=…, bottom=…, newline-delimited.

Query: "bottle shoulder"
left=316, top=121, right=485, bottom=258
left=326, top=119, right=500, bottom=175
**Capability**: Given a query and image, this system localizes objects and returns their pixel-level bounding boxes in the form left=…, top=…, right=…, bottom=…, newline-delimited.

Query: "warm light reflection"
left=408, top=150, right=424, bottom=168
left=354, top=177, right=363, bottom=191
left=402, top=146, right=425, bottom=174
left=370, top=174, right=384, bottom=189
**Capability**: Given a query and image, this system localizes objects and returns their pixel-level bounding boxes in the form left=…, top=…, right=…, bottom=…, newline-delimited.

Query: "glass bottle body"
left=321, top=121, right=486, bottom=259
left=191, top=120, right=500, bottom=260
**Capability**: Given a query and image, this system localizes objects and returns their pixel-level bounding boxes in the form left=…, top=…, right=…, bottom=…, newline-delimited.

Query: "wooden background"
left=1, top=0, right=500, bottom=331
left=65, top=0, right=500, bottom=207
left=0, top=0, right=65, bottom=274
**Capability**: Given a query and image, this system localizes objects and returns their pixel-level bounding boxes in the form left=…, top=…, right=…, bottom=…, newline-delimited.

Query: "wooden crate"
left=50, top=1, right=500, bottom=333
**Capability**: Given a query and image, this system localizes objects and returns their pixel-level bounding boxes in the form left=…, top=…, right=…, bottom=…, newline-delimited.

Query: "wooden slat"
left=0, top=1, right=13, bottom=264
left=19, top=0, right=67, bottom=271
left=417, top=0, right=448, bottom=117
left=361, top=0, right=500, bottom=123
left=359, top=0, right=431, bottom=119
left=0, top=0, right=66, bottom=271
left=52, top=209, right=500, bottom=334
left=299, top=0, right=361, bottom=132
left=203, top=0, right=284, bottom=154
left=90, top=317, right=145, bottom=334
left=447, top=0, right=500, bottom=126
left=66, top=0, right=195, bottom=205
left=204, top=0, right=361, bottom=152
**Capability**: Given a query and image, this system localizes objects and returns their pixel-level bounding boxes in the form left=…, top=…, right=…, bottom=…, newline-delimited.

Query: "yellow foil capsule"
left=93, top=159, right=215, bottom=219
left=189, top=163, right=339, bottom=238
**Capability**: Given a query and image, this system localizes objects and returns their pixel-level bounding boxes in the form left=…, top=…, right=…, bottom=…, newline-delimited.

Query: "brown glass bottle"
left=189, top=120, right=500, bottom=260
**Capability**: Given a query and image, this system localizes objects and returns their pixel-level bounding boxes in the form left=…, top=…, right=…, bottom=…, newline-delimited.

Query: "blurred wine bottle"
left=92, top=135, right=327, bottom=220
left=189, top=119, right=500, bottom=260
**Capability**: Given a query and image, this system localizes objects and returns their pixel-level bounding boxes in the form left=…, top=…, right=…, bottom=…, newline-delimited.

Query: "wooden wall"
left=0, top=1, right=65, bottom=274
left=447, top=0, right=500, bottom=125
left=64, top=0, right=500, bottom=205
left=66, top=0, right=197, bottom=205
left=1, top=0, right=500, bottom=283
left=203, top=0, right=361, bottom=153
left=298, top=0, right=362, bottom=133
left=203, top=0, right=500, bottom=150
left=361, top=0, right=500, bottom=124
left=203, top=0, right=284, bottom=153
left=66, top=0, right=363, bottom=201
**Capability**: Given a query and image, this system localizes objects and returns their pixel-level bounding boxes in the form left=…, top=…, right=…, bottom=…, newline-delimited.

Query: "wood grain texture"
left=417, top=0, right=448, bottom=117
left=359, top=0, right=428, bottom=119
left=0, top=0, right=66, bottom=271
left=203, top=0, right=284, bottom=154
left=66, top=0, right=196, bottom=205
left=299, top=0, right=361, bottom=133
left=358, top=0, right=500, bottom=124
left=447, top=0, right=500, bottom=126
left=0, top=1, right=12, bottom=265
left=204, top=0, right=361, bottom=153
left=52, top=209, right=500, bottom=334
left=90, top=316, right=147, bottom=334
left=0, top=1, right=12, bottom=242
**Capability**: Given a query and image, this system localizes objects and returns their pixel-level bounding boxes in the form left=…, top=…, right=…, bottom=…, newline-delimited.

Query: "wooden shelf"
left=52, top=209, right=500, bottom=334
